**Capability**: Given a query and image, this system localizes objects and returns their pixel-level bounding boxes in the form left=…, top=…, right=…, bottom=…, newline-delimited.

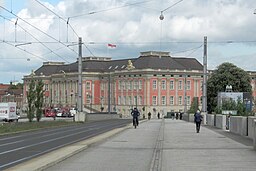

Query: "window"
left=153, top=80, right=157, bottom=89
left=86, top=82, right=91, bottom=90
left=128, top=96, right=132, bottom=105
left=100, top=83, right=104, bottom=90
left=187, top=80, right=191, bottom=90
left=130, top=81, right=133, bottom=90
left=45, top=84, right=49, bottom=91
left=122, top=81, right=126, bottom=90
left=153, top=96, right=157, bottom=105
left=178, top=80, right=183, bottom=90
left=118, top=96, right=121, bottom=105
left=178, top=96, right=182, bottom=105
left=134, top=96, right=137, bottom=105
left=139, top=80, right=143, bottom=89
left=161, top=96, right=166, bottom=105
left=134, top=80, right=138, bottom=90
left=118, top=81, right=121, bottom=90
left=123, top=96, right=126, bottom=105
left=161, top=80, right=166, bottom=90
left=200, top=81, right=203, bottom=91
left=187, top=96, right=191, bottom=105
left=170, top=80, right=174, bottom=90
left=170, top=96, right=174, bottom=105
left=127, top=81, right=130, bottom=90
left=139, top=96, right=142, bottom=105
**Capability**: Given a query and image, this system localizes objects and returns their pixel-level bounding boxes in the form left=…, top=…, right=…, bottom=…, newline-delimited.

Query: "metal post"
left=77, top=37, right=83, bottom=112
left=202, top=36, right=207, bottom=113
left=184, top=74, right=187, bottom=114
left=108, top=73, right=111, bottom=114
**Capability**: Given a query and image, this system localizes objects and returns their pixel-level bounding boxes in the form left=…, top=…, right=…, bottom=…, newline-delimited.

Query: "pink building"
left=22, top=51, right=256, bottom=116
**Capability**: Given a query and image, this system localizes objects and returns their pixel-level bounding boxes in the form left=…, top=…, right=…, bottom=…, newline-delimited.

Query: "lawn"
left=0, top=120, right=82, bottom=135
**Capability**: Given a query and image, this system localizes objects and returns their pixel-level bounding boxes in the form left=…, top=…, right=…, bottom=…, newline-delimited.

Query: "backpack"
left=194, top=113, right=202, bottom=122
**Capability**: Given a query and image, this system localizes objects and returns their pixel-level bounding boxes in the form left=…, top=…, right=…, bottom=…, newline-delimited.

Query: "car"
left=44, top=108, right=57, bottom=117
left=57, top=108, right=71, bottom=117
left=69, top=108, right=77, bottom=117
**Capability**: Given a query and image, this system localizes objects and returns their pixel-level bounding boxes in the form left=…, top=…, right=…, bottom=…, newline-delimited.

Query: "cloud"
left=0, top=0, right=256, bottom=84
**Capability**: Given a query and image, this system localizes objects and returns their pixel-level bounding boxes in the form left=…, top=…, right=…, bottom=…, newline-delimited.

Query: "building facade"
left=22, top=51, right=256, bottom=116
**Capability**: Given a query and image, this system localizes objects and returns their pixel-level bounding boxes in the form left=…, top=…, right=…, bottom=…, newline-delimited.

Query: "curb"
left=5, top=123, right=133, bottom=171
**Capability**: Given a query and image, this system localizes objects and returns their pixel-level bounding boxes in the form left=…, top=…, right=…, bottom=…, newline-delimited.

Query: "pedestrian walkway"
left=45, top=119, right=256, bottom=171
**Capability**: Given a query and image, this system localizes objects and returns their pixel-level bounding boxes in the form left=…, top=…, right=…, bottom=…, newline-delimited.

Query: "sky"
left=0, top=0, right=256, bottom=84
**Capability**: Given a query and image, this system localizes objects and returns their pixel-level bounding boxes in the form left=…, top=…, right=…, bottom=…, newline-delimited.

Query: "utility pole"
left=77, top=37, right=83, bottom=112
left=202, top=36, right=207, bottom=113
left=184, top=74, right=187, bottom=114
left=108, top=74, right=111, bottom=114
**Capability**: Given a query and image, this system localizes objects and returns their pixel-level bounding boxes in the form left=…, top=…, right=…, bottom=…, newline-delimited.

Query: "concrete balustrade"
left=254, top=119, right=256, bottom=150
left=229, top=116, right=248, bottom=136
left=206, top=114, right=215, bottom=126
left=216, top=114, right=226, bottom=130
left=248, top=117, right=256, bottom=139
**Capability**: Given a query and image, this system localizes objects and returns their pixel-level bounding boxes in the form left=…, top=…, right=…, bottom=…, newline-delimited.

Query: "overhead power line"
left=69, top=0, right=154, bottom=19
left=0, top=5, right=79, bottom=58
left=0, top=14, right=70, bottom=63
left=161, top=0, right=184, bottom=13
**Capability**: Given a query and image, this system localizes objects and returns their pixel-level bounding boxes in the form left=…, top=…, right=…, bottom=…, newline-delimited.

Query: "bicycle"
left=133, top=117, right=138, bottom=129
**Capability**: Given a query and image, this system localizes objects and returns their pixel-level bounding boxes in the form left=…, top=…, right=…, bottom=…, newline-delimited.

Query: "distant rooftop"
left=140, top=51, right=170, bottom=57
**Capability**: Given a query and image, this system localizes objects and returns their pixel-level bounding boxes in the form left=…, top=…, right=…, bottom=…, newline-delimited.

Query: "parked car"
left=44, top=108, right=57, bottom=117
left=69, top=108, right=77, bottom=117
left=57, top=108, right=71, bottom=117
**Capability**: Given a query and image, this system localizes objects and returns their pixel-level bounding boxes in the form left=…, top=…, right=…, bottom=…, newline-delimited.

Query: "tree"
left=27, top=80, right=36, bottom=122
left=35, top=80, right=44, bottom=122
left=188, top=97, right=199, bottom=113
left=207, top=62, right=252, bottom=113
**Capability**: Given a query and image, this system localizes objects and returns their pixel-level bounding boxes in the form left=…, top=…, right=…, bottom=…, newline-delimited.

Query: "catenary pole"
left=77, top=37, right=83, bottom=112
left=202, top=36, right=207, bottom=113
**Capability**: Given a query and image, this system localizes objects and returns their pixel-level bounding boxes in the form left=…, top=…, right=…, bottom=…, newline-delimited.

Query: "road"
left=0, top=119, right=131, bottom=170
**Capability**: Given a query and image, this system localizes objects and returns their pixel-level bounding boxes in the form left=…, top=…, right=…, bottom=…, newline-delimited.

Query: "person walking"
left=194, top=110, right=203, bottom=133
left=148, top=111, right=151, bottom=120
left=157, top=112, right=160, bottom=119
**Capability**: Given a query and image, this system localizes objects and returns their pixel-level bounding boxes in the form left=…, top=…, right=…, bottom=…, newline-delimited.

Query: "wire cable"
left=0, top=14, right=71, bottom=63
left=0, top=5, right=79, bottom=57
left=161, top=0, right=184, bottom=13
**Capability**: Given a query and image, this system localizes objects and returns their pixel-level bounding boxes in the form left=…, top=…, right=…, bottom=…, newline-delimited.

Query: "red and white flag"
left=107, top=43, right=117, bottom=48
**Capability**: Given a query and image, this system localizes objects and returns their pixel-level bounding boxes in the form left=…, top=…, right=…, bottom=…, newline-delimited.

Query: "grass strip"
left=0, top=121, right=81, bottom=135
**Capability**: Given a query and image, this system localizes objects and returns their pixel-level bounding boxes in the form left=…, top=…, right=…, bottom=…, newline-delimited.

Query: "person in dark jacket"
left=131, top=108, right=140, bottom=126
left=194, top=110, right=203, bottom=133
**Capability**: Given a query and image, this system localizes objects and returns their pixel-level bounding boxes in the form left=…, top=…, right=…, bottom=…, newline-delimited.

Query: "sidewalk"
left=45, top=119, right=256, bottom=171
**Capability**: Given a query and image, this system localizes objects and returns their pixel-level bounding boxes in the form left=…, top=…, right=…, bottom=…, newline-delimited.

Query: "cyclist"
left=131, top=107, right=140, bottom=127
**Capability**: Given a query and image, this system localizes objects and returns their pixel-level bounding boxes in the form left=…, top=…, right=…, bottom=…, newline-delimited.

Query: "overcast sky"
left=0, top=0, right=256, bottom=84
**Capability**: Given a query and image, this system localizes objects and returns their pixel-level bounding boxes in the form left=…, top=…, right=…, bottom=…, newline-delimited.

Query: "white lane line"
left=0, top=121, right=123, bottom=155
left=0, top=139, right=25, bottom=147
left=0, top=122, right=127, bottom=169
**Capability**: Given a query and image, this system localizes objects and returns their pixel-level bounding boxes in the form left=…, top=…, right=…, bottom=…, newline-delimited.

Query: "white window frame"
left=178, top=80, right=183, bottom=90
left=86, top=82, right=91, bottom=90
left=161, top=96, right=166, bottom=105
left=153, top=80, right=157, bottom=89
left=187, top=96, right=191, bottom=105
left=152, top=96, right=157, bottom=105
left=187, top=80, right=191, bottom=90
left=161, top=80, right=166, bottom=90
left=139, top=80, right=142, bottom=89
left=170, top=96, right=174, bottom=105
left=178, top=96, right=182, bottom=105
left=170, top=80, right=174, bottom=90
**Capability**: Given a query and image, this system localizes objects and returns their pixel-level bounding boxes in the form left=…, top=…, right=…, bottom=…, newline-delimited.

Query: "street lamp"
left=254, top=9, right=256, bottom=14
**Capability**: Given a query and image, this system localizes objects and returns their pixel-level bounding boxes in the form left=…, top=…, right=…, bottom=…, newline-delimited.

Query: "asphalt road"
left=0, top=119, right=131, bottom=170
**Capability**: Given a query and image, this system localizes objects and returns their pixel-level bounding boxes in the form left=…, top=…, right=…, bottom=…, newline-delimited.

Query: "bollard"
left=254, top=119, right=256, bottom=150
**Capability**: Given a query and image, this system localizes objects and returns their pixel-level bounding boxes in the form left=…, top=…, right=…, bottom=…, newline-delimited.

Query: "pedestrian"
left=179, top=112, right=183, bottom=120
left=194, top=110, right=203, bottom=133
left=148, top=112, right=151, bottom=120
left=157, top=112, right=160, bottom=119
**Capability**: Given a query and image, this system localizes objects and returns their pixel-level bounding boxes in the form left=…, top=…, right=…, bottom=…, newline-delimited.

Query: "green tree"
left=207, top=62, right=252, bottom=113
left=188, top=97, right=199, bottom=113
left=35, top=80, right=44, bottom=122
left=27, top=80, right=36, bottom=122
